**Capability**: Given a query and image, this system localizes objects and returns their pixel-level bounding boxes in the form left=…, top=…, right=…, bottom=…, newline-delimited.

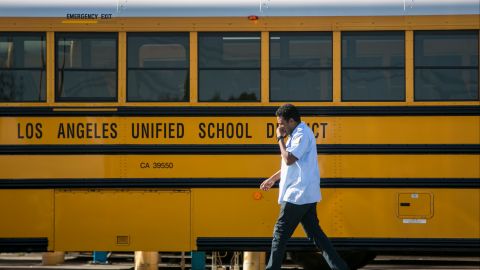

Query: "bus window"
left=198, top=32, right=260, bottom=102
left=0, top=33, right=46, bottom=102
left=56, top=33, right=117, bottom=102
left=342, top=31, right=405, bottom=101
left=270, top=32, right=332, bottom=102
left=415, top=31, right=479, bottom=101
left=127, top=33, right=189, bottom=102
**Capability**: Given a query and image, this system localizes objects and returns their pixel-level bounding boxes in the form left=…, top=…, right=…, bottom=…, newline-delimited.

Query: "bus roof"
left=0, top=0, right=478, bottom=17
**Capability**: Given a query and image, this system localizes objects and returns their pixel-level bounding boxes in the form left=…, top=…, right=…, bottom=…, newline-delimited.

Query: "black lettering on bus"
left=131, top=122, right=183, bottom=139
left=245, top=123, right=252, bottom=138
left=198, top=123, right=206, bottom=138
left=198, top=122, right=252, bottom=139
left=17, top=123, right=25, bottom=139
left=266, top=123, right=278, bottom=138
left=141, top=123, right=149, bottom=138
left=102, top=123, right=109, bottom=138
left=215, top=123, right=224, bottom=138
left=93, top=123, right=101, bottom=139
left=311, top=123, right=320, bottom=138
left=18, top=123, right=42, bottom=139
left=57, top=123, right=65, bottom=138
left=132, top=123, right=152, bottom=139
left=320, top=123, right=328, bottom=139
left=208, top=123, right=215, bottom=138
left=177, top=123, right=184, bottom=138
left=25, top=123, right=34, bottom=138
left=222, top=123, right=231, bottom=139
left=17, top=123, right=24, bottom=139
left=110, top=123, right=118, bottom=138
left=86, top=123, right=93, bottom=139
left=222, top=123, right=229, bottom=138
left=168, top=123, right=175, bottom=138
left=77, top=123, right=85, bottom=138
left=155, top=123, right=162, bottom=138
left=236, top=123, right=242, bottom=138
left=131, top=123, right=139, bottom=138
left=35, top=123, right=43, bottom=138
left=67, top=123, right=75, bottom=138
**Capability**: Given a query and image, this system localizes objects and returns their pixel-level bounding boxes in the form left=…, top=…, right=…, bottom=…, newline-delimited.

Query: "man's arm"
left=260, top=169, right=281, bottom=191
left=276, top=126, right=298, bottom=166
left=278, top=138, right=298, bottom=166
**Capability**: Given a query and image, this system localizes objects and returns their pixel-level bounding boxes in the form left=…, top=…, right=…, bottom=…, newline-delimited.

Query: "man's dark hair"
left=276, top=104, right=301, bottom=122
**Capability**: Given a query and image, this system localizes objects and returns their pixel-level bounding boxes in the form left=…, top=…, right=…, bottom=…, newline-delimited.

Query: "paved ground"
left=0, top=253, right=133, bottom=270
left=360, top=256, right=480, bottom=270
left=0, top=252, right=479, bottom=269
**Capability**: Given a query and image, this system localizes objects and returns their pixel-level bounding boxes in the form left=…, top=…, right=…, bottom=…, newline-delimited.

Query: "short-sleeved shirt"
left=278, top=122, right=321, bottom=205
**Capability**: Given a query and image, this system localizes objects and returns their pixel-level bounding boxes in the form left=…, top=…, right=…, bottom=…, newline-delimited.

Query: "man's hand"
left=261, top=170, right=280, bottom=191
left=260, top=178, right=275, bottom=191
left=276, top=126, right=286, bottom=138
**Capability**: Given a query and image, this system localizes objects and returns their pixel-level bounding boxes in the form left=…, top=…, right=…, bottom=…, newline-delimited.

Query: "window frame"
left=54, top=32, right=118, bottom=102
left=0, top=32, right=47, bottom=103
left=269, top=31, right=333, bottom=102
left=126, top=32, right=190, bottom=103
left=197, top=32, right=261, bottom=103
left=341, top=31, right=406, bottom=102
left=413, top=30, right=479, bottom=102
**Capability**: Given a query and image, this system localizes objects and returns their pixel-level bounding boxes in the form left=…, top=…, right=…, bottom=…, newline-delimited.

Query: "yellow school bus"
left=0, top=0, right=479, bottom=268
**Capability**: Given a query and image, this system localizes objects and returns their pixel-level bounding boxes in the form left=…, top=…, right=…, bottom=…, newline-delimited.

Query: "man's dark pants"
left=266, top=202, right=349, bottom=270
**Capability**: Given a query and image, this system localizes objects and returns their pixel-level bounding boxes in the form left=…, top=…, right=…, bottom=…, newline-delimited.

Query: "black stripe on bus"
left=196, top=237, right=480, bottom=253
left=0, top=238, right=48, bottom=252
left=0, top=178, right=478, bottom=189
left=0, top=144, right=479, bottom=155
left=0, top=105, right=479, bottom=116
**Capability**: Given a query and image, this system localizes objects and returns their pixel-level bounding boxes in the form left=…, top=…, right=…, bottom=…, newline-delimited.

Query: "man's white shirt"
left=278, top=122, right=322, bottom=205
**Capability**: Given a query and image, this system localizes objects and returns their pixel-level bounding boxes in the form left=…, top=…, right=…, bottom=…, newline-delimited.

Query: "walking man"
left=260, top=104, right=349, bottom=270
